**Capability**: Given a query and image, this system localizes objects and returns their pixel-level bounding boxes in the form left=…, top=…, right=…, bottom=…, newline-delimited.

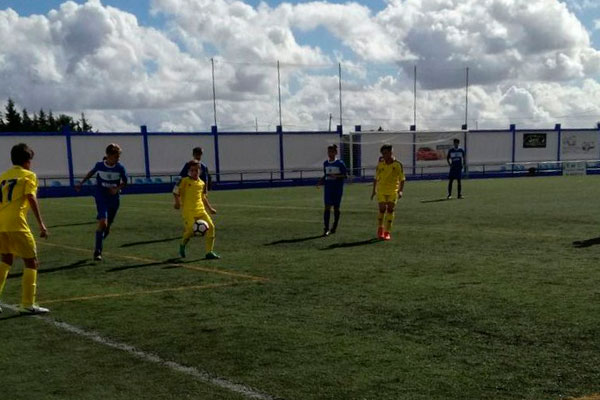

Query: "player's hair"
left=192, top=147, right=203, bottom=155
left=453, top=138, right=460, bottom=143
left=11, top=143, right=34, bottom=166
left=188, top=160, right=200, bottom=168
left=327, top=144, right=338, bottom=152
left=380, top=144, right=393, bottom=153
left=106, top=143, right=122, bottom=155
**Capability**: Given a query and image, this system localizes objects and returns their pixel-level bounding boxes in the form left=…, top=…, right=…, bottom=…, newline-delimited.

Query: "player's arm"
left=173, top=181, right=182, bottom=209
left=118, top=167, right=128, bottom=190
left=446, top=150, right=451, bottom=166
left=462, top=150, right=467, bottom=172
left=370, top=176, right=378, bottom=200
left=398, top=179, right=405, bottom=199
left=202, top=194, right=217, bottom=214
left=75, top=166, right=98, bottom=191
left=26, top=194, right=48, bottom=238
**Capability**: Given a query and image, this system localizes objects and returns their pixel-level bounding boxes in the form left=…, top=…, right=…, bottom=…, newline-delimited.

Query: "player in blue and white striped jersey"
left=317, top=144, right=347, bottom=236
left=446, top=138, right=466, bottom=199
left=76, top=144, right=127, bottom=261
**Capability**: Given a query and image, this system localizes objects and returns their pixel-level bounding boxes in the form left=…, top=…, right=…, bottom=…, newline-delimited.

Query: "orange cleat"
left=383, top=231, right=391, bottom=241
left=377, top=227, right=385, bottom=239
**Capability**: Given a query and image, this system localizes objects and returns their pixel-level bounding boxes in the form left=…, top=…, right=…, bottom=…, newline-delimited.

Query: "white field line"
left=0, top=302, right=281, bottom=400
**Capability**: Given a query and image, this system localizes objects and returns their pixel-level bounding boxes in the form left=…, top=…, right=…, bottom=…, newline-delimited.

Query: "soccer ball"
left=193, top=219, right=210, bottom=236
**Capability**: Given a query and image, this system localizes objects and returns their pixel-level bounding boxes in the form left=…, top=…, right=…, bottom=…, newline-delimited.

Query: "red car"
left=417, top=147, right=441, bottom=161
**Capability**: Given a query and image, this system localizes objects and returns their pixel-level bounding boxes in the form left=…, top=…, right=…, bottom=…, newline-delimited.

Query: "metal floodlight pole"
left=465, top=67, right=469, bottom=129
left=211, top=58, right=217, bottom=127
left=413, top=65, right=417, bottom=128
left=338, top=63, right=343, bottom=129
left=277, top=60, right=283, bottom=128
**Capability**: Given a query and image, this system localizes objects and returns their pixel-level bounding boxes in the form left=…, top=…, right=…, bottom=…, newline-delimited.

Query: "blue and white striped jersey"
left=447, top=148, right=465, bottom=168
left=90, top=161, right=127, bottom=192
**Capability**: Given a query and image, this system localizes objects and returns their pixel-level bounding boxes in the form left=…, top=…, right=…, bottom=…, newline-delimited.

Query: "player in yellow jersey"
left=0, top=143, right=49, bottom=314
left=173, top=160, right=220, bottom=259
left=370, top=144, right=406, bottom=241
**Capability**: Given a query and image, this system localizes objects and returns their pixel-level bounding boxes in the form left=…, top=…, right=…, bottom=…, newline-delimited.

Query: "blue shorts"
left=95, top=192, right=120, bottom=222
left=324, top=185, right=344, bottom=207
left=449, top=167, right=462, bottom=180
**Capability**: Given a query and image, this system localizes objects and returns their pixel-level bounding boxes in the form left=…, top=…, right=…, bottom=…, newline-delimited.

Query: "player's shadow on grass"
left=7, top=259, right=90, bottom=279
left=47, top=221, right=96, bottom=228
left=320, top=238, right=381, bottom=250
left=420, top=198, right=450, bottom=203
left=106, top=258, right=195, bottom=272
left=265, top=234, right=324, bottom=245
left=572, top=237, right=600, bottom=248
left=0, top=312, right=31, bottom=321
left=120, top=237, right=180, bottom=248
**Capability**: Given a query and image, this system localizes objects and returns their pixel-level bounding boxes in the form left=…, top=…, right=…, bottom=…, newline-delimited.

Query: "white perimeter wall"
left=514, top=131, right=558, bottom=162
left=560, top=130, right=600, bottom=161
left=71, top=135, right=145, bottom=177
left=148, top=135, right=215, bottom=175
left=284, top=134, right=339, bottom=178
left=218, top=134, right=279, bottom=180
left=467, top=132, right=512, bottom=164
left=0, top=136, right=68, bottom=177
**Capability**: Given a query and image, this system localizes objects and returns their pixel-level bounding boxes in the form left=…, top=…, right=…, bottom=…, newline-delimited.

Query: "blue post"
left=412, top=130, right=417, bottom=176
left=212, top=125, right=221, bottom=183
left=510, top=124, right=516, bottom=173
left=277, top=125, right=284, bottom=180
left=353, top=125, right=359, bottom=178
left=141, top=125, right=151, bottom=178
left=63, top=125, right=75, bottom=187
left=555, top=124, right=561, bottom=161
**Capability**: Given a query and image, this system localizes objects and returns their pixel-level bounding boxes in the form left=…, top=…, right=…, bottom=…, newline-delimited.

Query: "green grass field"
left=1, top=176, right=600, bottom=400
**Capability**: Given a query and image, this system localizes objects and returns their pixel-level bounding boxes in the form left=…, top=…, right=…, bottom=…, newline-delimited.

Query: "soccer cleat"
left=19, top=304, right=50, bottom=314
left=323, top=229, right=330, bottom=237
left=446, top=195, right=452, bottom=200
left=329, top=228, right=336, bottom=234
left=205, top=251, right=221, bottom=260
left=93, top=251, right=102, bottom=262
left=0, top=305, right=2, bottom=313
left=179, top=244, right=186, bottom=258
left=458, top=195, right=464, bottom=199
left=377, top=227, right=385, bottom=240
left=383, top=232, right=391, bottom=241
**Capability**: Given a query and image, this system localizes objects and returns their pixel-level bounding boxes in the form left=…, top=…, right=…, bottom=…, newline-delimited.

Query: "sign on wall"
left=561, top=132, right=597, bottom=156
left=523, top=133, right=546, bottom=148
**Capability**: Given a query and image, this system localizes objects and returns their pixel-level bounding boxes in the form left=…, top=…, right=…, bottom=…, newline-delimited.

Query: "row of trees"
left=0, top=99, right=93, bottom=132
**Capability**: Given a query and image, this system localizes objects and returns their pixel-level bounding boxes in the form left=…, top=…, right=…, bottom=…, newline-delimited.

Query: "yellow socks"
left=205, top=229, right=215, bottom=253
left=0, top=262, right=10, bottom=297
left=385, top=212, right=395, bottom=232
left=21, top=267, right=37, bottom=308
left=377, top=212, right=385, bottom=228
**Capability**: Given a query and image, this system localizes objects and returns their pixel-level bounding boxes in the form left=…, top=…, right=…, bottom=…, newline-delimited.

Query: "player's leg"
left=383, top=198, right=397, bottom=240
left=457, top=176, right=463, bottom=198
left=201, top=214, right=220, bottom=259
left=94, top=194, right=109, bottom=260
left=104, top=195, right=120, bottom=239
left=0, top=244, right=14, bottom=312
left=447, top=177, right=454, bottom=199
left=377, top=195, right=387, bottom=239
left=330, top=188, right=343, bottom=234
left=179, top=216, right=195, bottom=258
left=323, top=204, right=332, bottom=236
left=13, top=231, right=49, bottom=313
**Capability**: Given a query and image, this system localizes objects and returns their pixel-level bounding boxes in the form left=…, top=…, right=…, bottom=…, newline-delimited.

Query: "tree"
left=79, top=113, right=92, bottom=132
left=22, top=109, right=33, bottom=132
left=4, top=98, right=22, bottom=131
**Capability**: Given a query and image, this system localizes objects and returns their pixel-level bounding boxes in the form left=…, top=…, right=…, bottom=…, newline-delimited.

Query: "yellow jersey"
left=0, top=166, right=38, bottom=232
left=177, top=176, right=206, bottom=216
left=375, top=158, right=405, bottom=194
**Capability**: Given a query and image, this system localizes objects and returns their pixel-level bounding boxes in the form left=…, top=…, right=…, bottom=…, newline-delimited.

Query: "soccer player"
left=0, top=143, right=50, bottom=314
left=316, top=144, right=347, bottom=236
left=447, top=138, right=466, bottom=199
left=75, top=144, right=127, bottom=261
left=173, top=160, right=220, bottom=259
left=370, top=144, right=405, bottom=241
left=179, top=147, right=211, bottom=192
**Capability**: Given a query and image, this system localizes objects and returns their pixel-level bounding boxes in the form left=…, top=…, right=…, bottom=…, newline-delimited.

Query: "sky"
left=0, top=0, right=599, bottom=132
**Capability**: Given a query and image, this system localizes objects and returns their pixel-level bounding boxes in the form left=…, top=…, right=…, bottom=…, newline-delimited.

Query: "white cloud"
left=0, top=0, right=598, bottom=133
